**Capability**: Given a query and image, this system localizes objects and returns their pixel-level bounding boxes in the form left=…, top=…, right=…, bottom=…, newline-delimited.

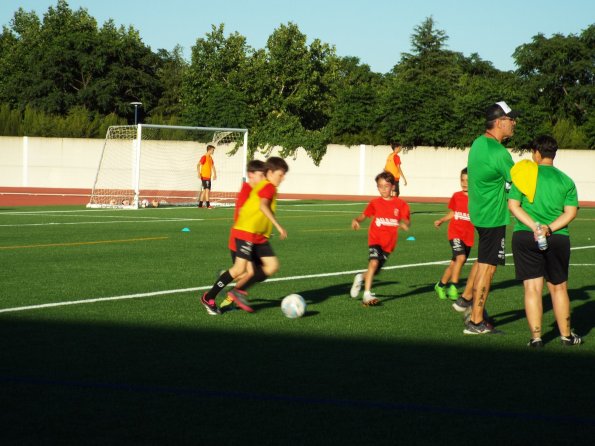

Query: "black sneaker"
left=201, top=292, right=220, bottom=315
left=463, top=320, right=493, bottom=335
left=452, top=296, right=473, bottom=313
left=560, top=331, right=582, bottom=346
left=528, top=337, right=544, bottom=348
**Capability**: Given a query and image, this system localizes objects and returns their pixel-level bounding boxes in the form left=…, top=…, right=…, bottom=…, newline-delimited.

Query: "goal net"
left=87, top=124, right=248, bottom=209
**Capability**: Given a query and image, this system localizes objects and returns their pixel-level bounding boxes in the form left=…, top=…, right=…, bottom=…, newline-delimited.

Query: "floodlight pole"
left=130, top=101, right=142, bottom=125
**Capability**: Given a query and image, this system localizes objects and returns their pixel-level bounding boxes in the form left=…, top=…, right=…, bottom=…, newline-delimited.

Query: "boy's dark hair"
left=461, top=167, right=468, bottom=176
left=375, top=171, right=395, bottom=185
left=247, top=159, right=266, bottom=173
left=532, top=135, right=558, bottom=160
left=390, top=141, right=401, bottom=150
left=265, top=156, right=289, bottom=173
left=206, top=144, right=215, bottom=151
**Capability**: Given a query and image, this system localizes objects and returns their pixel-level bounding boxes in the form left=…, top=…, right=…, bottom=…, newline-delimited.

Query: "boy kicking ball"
left=350, top=171, right=410, bottom=306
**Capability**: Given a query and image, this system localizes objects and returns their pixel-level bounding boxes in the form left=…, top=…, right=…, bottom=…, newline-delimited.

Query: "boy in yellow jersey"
left=384, top=141, right=408, bottom=197
left=200, top=157, right=289, bottom=315
left=197, top=144, right=217, bottom=208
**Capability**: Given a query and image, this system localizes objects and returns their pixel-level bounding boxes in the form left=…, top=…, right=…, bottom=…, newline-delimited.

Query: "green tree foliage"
left=0, top=3, right=591, bottom=154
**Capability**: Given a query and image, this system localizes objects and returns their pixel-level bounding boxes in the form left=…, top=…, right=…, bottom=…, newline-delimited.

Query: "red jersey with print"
left=447, top=191, right=474, bottom=247
left=228, top=182, right=253, bottom=251
left=364, top=197, right=410, bottom=253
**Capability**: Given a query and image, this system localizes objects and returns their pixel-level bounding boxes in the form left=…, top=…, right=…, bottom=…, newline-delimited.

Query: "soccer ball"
left=281, top=294, right=306, bottom=319
left=141, top=199, right=149, bottom=208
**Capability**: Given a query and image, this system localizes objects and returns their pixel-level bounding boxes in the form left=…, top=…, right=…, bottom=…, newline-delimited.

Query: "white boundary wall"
left=1, top=136, right=594, bottom=201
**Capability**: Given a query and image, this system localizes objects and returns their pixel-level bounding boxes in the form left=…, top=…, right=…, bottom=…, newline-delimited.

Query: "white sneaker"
left=350, top=273, right=363, bottom=298
left=362, top=291, right=380, bottom=306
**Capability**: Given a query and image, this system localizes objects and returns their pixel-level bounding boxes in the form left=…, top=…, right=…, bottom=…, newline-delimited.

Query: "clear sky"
left=2, top=0, right=593, bottom=73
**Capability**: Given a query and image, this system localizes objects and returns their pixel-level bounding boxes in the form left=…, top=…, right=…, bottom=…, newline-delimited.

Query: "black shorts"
left=394, top=181, right=400, bottom=197
left=476, top=226, right=506, bottom=266
left=201, top=179, right=211, bottom=190
left=368, top=244, right=390, bottom=273
left=235, top=238, right=275, bottom=262
left=512, top=231, right=570, bottom=285
left=449, top=238, right=471, bottom=261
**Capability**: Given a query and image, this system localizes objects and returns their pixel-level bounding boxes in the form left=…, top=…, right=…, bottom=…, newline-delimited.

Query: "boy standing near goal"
left=350, top=171, right=410, bottom=305
left=197, top=144, right=217, bottom=208
left=200, top=157, right=289, bottom=315
left=433, top=168, right=477, bottom=302
left=384, top=141, right=408, bottom=197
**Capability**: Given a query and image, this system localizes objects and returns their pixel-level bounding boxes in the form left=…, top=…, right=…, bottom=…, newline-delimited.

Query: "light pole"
left=130, top=102, right=142, bottom=125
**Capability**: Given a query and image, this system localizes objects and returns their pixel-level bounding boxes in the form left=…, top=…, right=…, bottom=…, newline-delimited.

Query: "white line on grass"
left=2, top=245, right=594, bottom=315
left=0, top=218, right=204, bottom=227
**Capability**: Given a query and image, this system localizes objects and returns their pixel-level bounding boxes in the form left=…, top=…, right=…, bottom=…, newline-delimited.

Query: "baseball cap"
left=486, top=101, right=520, bottom=121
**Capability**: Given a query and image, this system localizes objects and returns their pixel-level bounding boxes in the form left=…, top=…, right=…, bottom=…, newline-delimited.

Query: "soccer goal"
left=87, top=124, right=248, bottom=209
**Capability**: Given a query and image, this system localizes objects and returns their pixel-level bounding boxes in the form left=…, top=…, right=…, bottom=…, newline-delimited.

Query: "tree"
left=514, top=25, right=594, bottom=125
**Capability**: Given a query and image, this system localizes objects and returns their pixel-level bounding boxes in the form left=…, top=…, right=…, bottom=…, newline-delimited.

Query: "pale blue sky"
left=2, top=0, right=593, bottom=73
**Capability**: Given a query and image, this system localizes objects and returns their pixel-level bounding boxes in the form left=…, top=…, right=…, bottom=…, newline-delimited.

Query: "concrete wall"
left=1, top=136, right=594, bottom=202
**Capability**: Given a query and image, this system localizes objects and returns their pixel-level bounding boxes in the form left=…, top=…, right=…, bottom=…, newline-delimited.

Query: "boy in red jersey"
left=433, top=168, right=477, bottom=303
left=350, top=171, right=410, bottom=305
left=219, top=159, right=266, bottom=310
left=197, top=144, right=217, bottom=208
left=200, top=157, right=288, bottom=315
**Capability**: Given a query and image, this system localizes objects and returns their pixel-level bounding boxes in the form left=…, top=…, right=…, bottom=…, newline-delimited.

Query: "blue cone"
left=406, top=236, right=415, bottom=241
left=181, top=227, right=190, bottom=232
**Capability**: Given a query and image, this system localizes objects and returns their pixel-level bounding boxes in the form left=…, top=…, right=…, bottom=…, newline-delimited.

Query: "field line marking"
left=0, top=218, right=204, bottom=227
left=1, top=245, right=594, bottom=314
left=0, top=236, right=169, bottom=250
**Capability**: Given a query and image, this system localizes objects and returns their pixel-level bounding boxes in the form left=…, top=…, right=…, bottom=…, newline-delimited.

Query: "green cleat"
left=446, top=284, right=459, bottom=301
left=434, top=282, right=447, bottom=300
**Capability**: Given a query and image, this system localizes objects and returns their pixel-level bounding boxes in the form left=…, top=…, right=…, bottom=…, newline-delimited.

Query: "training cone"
left=181, top=227, right=190, bottom=232
left=406, top=236, right=415, bottom=241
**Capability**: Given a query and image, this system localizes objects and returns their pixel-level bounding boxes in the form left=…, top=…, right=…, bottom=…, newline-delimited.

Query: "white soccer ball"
left=281, top=294, right=306, bottom=319
left=141, top=199, right=149, bottom=208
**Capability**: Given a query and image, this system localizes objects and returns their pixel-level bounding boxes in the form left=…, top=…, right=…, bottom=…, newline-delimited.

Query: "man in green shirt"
left=508, top=135, right=581, bottom=347
left=460, top=101, right=518, bottom=335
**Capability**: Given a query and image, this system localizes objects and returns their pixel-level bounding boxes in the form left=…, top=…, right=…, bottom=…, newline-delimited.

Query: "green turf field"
left=1, top=202, right=594, bottom=444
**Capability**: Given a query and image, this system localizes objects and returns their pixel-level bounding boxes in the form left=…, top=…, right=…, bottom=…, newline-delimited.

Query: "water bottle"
left=535, top=222, right=548, bottom=251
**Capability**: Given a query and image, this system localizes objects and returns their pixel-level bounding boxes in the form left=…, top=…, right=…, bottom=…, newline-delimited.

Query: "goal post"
left=87, top=124, right=248, bottom=209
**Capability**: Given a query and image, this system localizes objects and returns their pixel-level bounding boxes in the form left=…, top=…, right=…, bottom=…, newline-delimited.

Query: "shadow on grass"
left=0, top=317, right=594, bottom=445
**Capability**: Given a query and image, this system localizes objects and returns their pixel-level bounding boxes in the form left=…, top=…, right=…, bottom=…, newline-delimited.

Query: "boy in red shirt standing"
left=350, top=171, right=410, bottom=305
left=384, top=141, right=408, bottom=197
left=433, top=168, right=477, bottom=305
left=197, top=144, right=217, bottom=208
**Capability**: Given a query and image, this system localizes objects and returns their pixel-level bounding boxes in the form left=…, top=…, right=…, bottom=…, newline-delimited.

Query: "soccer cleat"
left=446, top=284, right=459, bottom=301
left=201, top=293, right=220, bottom=315
left=452, top=296, right=473, bottom=312
left=560, top=331, right=582, bottom=346
left=219, top=295, right=235, bottom=311
left=528, top=337, right=544, bottom=348
left=362, top=292, right=379, bottom=306
left=463, top=320, right=493, bottom=335
left=350, top=273, right=363, bottom=298
left=227, top=289, right=254, bottom=313
left=434, top=282, right=447, bottom=300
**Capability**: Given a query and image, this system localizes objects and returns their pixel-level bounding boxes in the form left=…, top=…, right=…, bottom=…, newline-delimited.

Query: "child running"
left=433, top=167, right=477, bottom=303
left=350, top=171, right=410, bottom=305
left=219, top=159, right=266, bottom=310
left=200, top=157, right=289, bottom=315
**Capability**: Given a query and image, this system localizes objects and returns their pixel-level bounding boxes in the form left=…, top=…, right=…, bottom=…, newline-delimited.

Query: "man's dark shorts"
left=476, top=226, right=506, bottom=266
left=201, top=179, right=212, bottom=190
